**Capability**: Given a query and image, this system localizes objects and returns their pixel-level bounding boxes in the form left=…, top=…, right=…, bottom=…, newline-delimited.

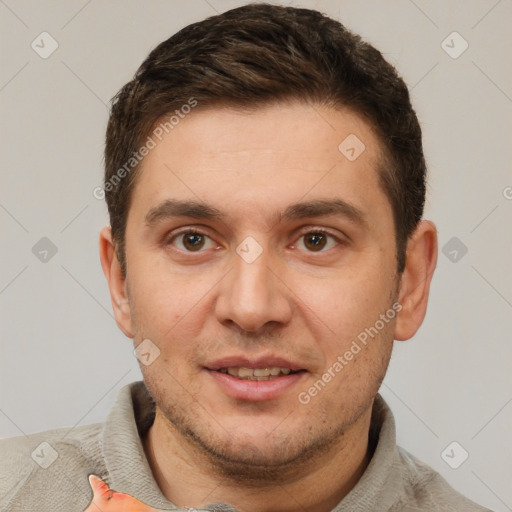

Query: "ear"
left=394, top=220, right=438, bottom=341
left=99, top=226, right=134, bottom=338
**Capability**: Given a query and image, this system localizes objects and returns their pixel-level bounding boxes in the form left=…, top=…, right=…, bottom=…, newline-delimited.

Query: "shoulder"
left=394, top=446, right=493, bottom=511
left=0, top=423, right=104, bottom=511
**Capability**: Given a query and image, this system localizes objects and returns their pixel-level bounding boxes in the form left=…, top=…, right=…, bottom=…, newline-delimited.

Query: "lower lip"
left=207, top=370, right=306, bottom=401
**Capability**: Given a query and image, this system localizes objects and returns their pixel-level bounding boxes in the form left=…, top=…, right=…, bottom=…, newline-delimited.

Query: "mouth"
left=215, top=366, right=302, bottom=380
left=205, top=356, right=307, bottom=401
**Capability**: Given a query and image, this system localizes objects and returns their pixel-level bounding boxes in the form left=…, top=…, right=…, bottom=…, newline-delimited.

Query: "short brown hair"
left=104, top=3, right=426, bottom=275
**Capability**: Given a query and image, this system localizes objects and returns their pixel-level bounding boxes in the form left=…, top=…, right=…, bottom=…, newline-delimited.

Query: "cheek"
left=127, top=263, right=211, bottom=333
left=295, top=267, right=394, bottom=342
left=126, top=268, right=214, bottom=381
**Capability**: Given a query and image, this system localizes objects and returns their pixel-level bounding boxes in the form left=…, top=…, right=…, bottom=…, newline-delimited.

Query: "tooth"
left=253, top=368, right=270, bottom=377
left=238, top=367, right=254, bottom=378
left=222, top=366, right=295, bottom=379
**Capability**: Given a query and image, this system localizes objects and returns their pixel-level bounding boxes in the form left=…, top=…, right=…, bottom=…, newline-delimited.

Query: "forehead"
left=128, top=102, right=389, bottom=227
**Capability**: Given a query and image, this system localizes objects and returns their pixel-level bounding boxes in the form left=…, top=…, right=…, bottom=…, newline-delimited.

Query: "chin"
left=146, top=378, right=354, bottom=482
left=194, top=434, right=311, bottom=483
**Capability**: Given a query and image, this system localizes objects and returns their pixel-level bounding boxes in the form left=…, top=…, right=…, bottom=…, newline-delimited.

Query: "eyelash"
left=165, top=227, right=344, bottom=254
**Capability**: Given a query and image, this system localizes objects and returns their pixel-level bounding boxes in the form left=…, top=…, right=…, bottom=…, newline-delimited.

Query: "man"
left=0, top=3, right=492, bottom=511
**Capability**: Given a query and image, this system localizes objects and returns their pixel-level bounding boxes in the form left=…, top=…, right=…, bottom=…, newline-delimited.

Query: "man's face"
left=122, top=102, right=399, bottom=472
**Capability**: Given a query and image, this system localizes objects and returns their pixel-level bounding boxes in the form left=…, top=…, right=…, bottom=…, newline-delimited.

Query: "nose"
left=214, top=246, right=293, bottom=333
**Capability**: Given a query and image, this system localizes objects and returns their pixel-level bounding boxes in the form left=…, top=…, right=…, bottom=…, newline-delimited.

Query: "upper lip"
left=205, top=355, right=305, bottom=372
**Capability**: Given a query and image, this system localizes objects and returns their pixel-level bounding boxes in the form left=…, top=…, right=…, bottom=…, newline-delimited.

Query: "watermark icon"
left=31, top=441, right=58, bottom=469
left=442, top=236, right=468, bottom=263
left=441, top=441, right=469, bottom=469
left=134, top=338, right=161, bottom=366
left=298, top=302, right=402, bottom=405
left=31, top=32, right=59, bottom=59
left=236, top=236, right=263, bottom=264
left=338, top=134, right=366, bottom=161
left=32, top=237, right=58, bottom=263
left=93, top=98, right=198, bottom=200
left=441, top=31, right=469, bottom=59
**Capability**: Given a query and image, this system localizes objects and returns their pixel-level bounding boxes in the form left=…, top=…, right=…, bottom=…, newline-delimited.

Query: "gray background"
left=1, top=0, right=510, bottom=510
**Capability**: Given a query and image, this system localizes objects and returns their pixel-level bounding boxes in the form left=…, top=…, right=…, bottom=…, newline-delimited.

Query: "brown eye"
left=304, top=233, right=328, bottom=251
left=170, top=231, right=216, bottom=252
left=296, top=230, right=339, bottom=253
left=182, top=233, right=205, bottom=251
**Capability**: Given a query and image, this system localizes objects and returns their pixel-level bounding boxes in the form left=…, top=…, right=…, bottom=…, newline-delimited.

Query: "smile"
left=216, top=367, right=297, bottom=380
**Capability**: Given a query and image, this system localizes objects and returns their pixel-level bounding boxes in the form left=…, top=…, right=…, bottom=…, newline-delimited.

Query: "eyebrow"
left=144, top=198, right=367, bottom=228
left=280, top=198, right=367, bottom=227
left=145, top=199, right=224, bottom=226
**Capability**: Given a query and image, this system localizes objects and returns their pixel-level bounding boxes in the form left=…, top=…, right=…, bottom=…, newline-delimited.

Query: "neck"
left=142, top=405, right=374, bottom=512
